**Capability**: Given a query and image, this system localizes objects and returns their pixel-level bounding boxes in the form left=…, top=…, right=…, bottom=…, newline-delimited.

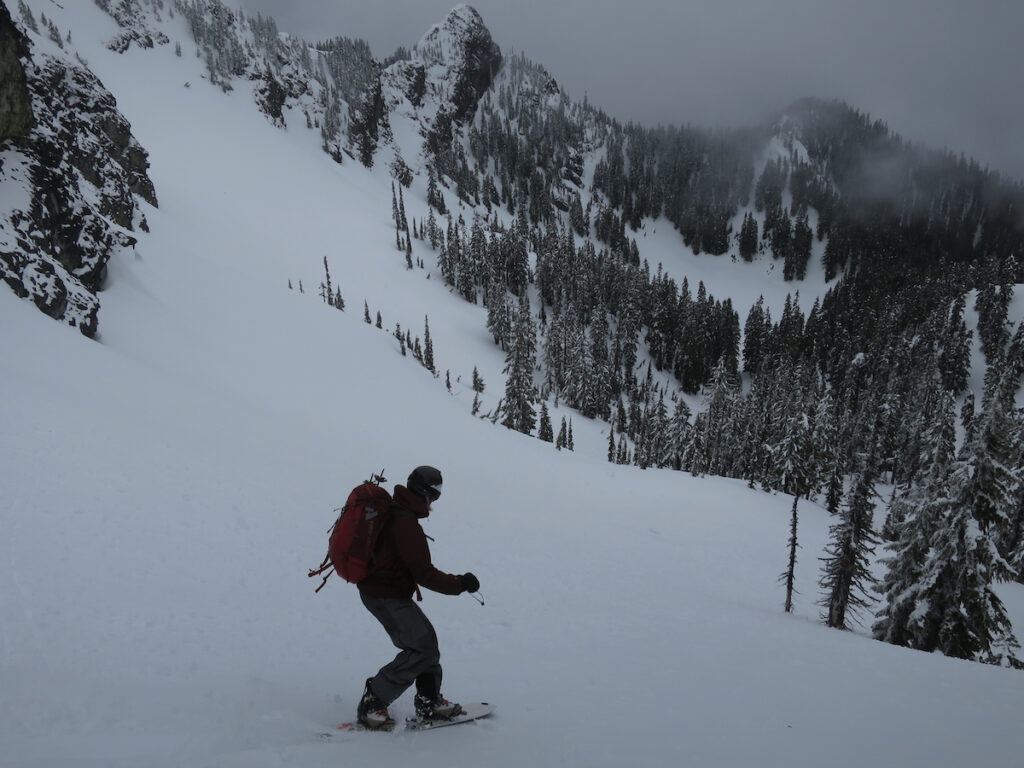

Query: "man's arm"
left=391, top=515, right=464, bottom=595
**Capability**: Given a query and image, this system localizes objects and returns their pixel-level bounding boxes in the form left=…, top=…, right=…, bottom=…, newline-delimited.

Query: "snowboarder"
left=356, top=465, right=481, bottom=730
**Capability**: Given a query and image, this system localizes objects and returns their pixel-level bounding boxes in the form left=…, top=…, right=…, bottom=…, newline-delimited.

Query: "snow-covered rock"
left=0, top=10, right=156, bottom=337
left=96, top=0, right=171, bottom=53
left=409, top=4, right=502, bottom=125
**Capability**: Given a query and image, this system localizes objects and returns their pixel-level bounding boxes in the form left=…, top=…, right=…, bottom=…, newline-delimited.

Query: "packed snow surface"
left=2, top=3, right=1023, bottom=767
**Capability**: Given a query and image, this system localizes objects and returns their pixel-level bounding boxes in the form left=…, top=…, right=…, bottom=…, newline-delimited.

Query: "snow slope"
left=2, top=3, right=1023, bottom=767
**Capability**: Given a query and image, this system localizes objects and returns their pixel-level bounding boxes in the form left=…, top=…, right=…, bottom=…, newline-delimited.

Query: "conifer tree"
left=423, top=316, right=436, bottom=374
left=394, top=323, right=406, bottom=355
left=811, top=384, right=841, bottom=500
left=538, top=403, right=554, bottom=443
left=913, top=372, right=1020, bottom=665
left=938, top=295, right=972, bottom=395
left=738, top=212, right=758, bottom=261
left=919, top=463, right=1020, bottom=666
left=780, top=496, right=800, bottom=613
left=398, top=185, right=408, bottom=232
left=974, top=269, right=1013, bottom=364
left=772, top=370, right=815, bottom=498
left=471, top=366, right=485, bottom=393
left=501, top=296, right=537, bottom=435
left=1005, top=494, right=1024, bottom=584
left=427, top=164, right=446, bottom=214
left=486, top=289, right=513, bottom=350
left=873, top=387, right=957, bottom=647
left=666, top=399, right=692, bottom=471
left=789, top=213, right=813, bottom=280
left=698, top=359, right=741, bottom=477
left=819, top=457, right=879, bottom=630
left=743, top=297, right=767, bottom=374
left=617, top=434, right=630, bottom=465
left=961, top=393, right=975, bottom=430
left=17, top=1, right=39, bottom=34
left=322, top=256, right=333, bottom=306
left=427, top=208, right=440, bottom=250
left=877, top=352, right=1022, bottom=666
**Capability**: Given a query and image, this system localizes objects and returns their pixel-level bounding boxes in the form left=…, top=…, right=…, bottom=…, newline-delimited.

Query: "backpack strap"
left=308, top=553, right=334, bottom=593
left=308, top=512, right=345, bottom=593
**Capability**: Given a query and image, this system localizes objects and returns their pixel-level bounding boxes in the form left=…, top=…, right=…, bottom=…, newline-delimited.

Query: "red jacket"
left=357, top=485, right=463, bottom=599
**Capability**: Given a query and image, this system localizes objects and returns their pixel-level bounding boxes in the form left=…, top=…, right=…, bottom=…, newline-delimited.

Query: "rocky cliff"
left=0, top=5, right=156, bottom=337
left=410, top=4, right=502, bottom=125
left=0, top=3, right=32, bottom=141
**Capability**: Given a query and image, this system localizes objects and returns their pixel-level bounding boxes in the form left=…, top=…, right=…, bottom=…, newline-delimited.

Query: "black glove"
left=460, top=573, right=480, bottom=593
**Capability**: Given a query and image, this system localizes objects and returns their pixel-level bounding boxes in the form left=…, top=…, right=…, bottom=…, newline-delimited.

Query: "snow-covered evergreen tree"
left=501, top=296, right=537, bottom=435
left=876, top=364, right=1021, bottom=666
left=819, top=457, right=879, bottom=630
left=423, top=316, right=435, bottom=375
left=873, top=387, right=957, bottom=647
left=538, top=403, right=554, bottom=443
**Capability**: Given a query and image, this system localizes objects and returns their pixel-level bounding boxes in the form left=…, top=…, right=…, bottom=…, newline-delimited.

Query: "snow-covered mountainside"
left=2, top=2, right=1024, bottom=766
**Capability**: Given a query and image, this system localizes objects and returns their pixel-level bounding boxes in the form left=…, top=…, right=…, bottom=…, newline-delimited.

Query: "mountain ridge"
left=4, top=1, right=1019, bottom=341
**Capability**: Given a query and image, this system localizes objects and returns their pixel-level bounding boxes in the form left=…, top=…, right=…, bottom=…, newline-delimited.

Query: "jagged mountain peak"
left=414, top=4, right=491, bottom=66
left=409, top=4, right=501, bottom=123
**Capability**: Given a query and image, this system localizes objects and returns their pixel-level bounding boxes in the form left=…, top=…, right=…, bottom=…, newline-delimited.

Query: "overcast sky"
left=235, top=0, right=1024, bottom=182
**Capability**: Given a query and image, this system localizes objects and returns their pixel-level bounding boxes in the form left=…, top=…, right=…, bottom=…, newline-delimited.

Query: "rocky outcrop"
left=411, top=4, right=502, bottom=124
left=0, top=3, right=32, bottom=141
left=95, top=0, right=170, bottom=53
left=0, top=20, right=156, bottom=338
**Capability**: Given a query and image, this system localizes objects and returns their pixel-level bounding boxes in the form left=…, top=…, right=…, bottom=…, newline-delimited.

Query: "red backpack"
left=309, top=477, right=393, bottom=593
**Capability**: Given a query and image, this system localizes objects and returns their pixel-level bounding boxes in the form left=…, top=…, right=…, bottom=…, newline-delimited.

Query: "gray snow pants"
left=360, top=592, right=443, bottom=706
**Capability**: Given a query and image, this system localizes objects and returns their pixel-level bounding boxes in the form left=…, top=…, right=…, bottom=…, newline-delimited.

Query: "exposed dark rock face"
left=255, top=67, right=287, bottom=128
left=0, top=3, right=32, bottom=141
left=400, top=62, right=427, bottom=109
left=0, top=22, right=156, bottom=338
left=444, top=7, right=502, bottom=124
left=350, top=60, right=390, bottom=167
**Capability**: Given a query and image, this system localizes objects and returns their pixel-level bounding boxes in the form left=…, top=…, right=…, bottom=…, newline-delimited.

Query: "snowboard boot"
left=414, top=693, right=463, bottom=721
left=357, top=678, right=395, bottom=731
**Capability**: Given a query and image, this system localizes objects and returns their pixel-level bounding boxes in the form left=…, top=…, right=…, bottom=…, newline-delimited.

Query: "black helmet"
left=408, top=465, right=443, bottom=503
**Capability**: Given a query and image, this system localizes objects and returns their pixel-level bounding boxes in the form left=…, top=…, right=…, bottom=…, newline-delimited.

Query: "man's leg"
left=360, top=593, right=443, bottom=705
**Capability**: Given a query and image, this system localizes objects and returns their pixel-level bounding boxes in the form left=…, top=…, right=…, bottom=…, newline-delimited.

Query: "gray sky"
left=236, top=0, right=1024, bottom=182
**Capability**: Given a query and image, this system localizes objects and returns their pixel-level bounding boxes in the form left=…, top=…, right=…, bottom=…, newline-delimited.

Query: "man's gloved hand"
left=460, top=573, right=480, bottom=593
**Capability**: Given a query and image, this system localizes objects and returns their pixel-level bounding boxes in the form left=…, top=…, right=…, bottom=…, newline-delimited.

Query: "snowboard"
left=322, top=701, right=494, bottom=735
